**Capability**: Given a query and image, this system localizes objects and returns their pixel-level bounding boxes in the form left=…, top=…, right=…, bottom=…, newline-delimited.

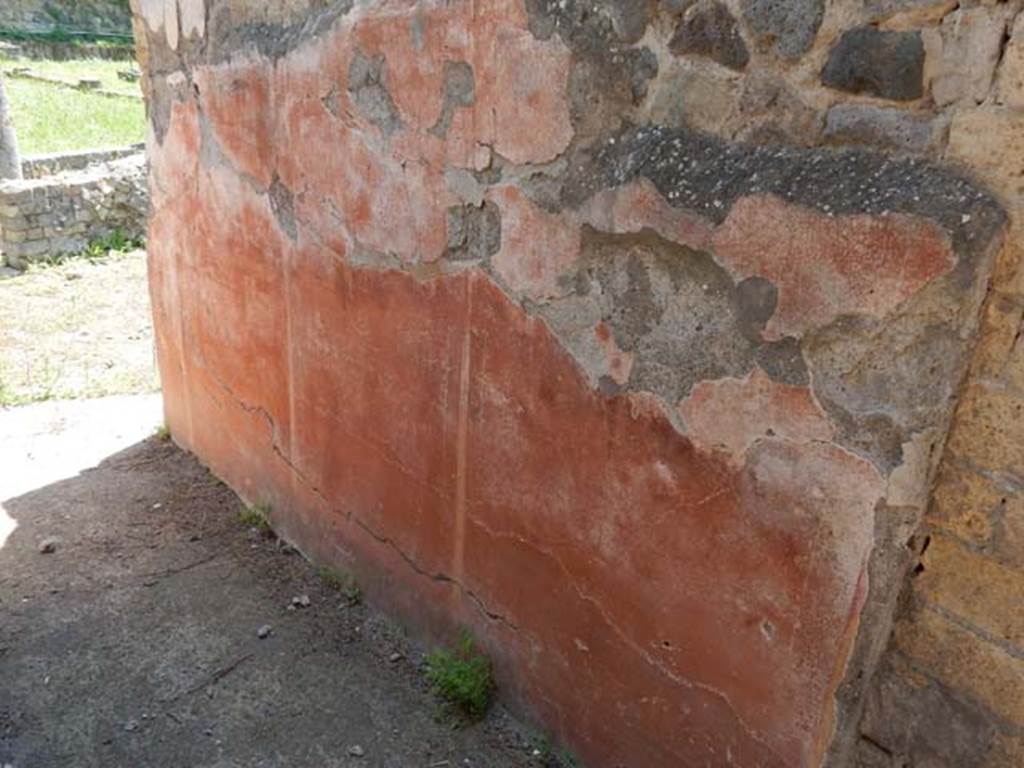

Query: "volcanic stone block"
left=740, top=0, right=825, bottom=59
left=822, top=27, right=925, bottom=100
left=669, top=0, right=750, bottom=70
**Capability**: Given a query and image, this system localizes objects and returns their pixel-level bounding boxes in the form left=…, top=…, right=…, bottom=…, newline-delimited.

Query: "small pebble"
left=291, top=594, right=311, bottom=608
left=124, top=719, right=139, bottom=732
left=257, top=624, right=272, bottom=639
left=38, top=538, right=60, bottom=554
left=389, top=652, right=403, bottom=663
left=349, top=745, right=365, bottom=757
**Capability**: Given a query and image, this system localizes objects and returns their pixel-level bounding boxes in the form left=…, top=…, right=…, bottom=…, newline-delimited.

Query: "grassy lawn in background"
left=5, top=57, right=141, bottom=96
left=0, top=251, right=158, bottom=406
left=1, top=60, right=144, bottom=155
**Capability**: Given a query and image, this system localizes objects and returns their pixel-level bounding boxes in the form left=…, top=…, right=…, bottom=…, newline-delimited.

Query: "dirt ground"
left=0, top=251, right=157, bottom=407
left=0, top=395, right=555, bottom=768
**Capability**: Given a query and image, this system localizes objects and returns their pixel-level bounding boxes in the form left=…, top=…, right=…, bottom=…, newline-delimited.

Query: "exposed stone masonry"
left=0, top=152, right=147, bottom=268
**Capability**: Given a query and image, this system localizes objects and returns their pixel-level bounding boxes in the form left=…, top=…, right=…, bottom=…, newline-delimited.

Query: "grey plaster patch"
left=541, top=228, right=805, bottom=403
left=429, top=61, right=476, bottom=139
left=348, top=49, right=403, bottom=138
left=445, top=202, right=502, bottom=262
left=269, top=175, right=298, bottom=241
left=805, top=307, right=969, bottom=471
left=202, top=0, right=355, bottom=63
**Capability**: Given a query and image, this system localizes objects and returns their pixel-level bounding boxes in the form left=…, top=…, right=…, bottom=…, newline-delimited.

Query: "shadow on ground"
left=0, top=400, right=546, bottom=768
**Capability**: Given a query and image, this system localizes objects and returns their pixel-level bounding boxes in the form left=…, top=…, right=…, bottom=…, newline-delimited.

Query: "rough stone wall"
left=20, top=145, right=144, bottom=179
left=853, top=21, right=1024, bottom=768
left=0, top=154, right=147, bottom=268
left=0, top=0, right=132, bottom=36
left=132, top=1, right=1018, bottom=766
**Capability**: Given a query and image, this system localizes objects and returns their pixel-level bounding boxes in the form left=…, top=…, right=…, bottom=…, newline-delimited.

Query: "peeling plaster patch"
left=886, top=430, right=939, bottom=509
left=195, top=59, right=275, bottom=187
left=479, top=28, right=574, bottom=165
left=487, top=185, right=581, bottom=300
left=806, top=311, right=969, bottom=473
left=540, top=229, right=807, bottom=405
left=680, top=368, right=835, bottom=465
left=137, top=0, right=166, bottom=33
left=179, top=0, right=206, bottom=39
left=164, top=0, right=180, bottom=51
left=578, top=178, right=713, bottom=251
left=712, top=194, right=957, bottom=339
left=740, top=438, right=883, bottom=636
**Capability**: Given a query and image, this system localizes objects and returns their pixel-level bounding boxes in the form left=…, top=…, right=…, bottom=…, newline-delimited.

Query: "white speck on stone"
left=257, top=624, right=272, bottom=639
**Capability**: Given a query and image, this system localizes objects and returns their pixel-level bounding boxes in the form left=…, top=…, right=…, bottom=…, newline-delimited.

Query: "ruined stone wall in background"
left=131, top=1, right=1020, bottom=766
left=0, top=0, right=132, bottom=35
left=0, top=154, right=147, bottom=269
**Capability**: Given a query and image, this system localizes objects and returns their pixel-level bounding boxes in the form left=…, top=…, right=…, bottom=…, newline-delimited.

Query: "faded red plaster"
left=147, top=7, right=904, bottom=768
left=679, top=367, right=836, bottom=465
left=712, top=194, right=956, bottom=339
left=487, top=185, right=581, bottom=299
left=473, top=23, right=574, bottom=165
left=461, top=273, right=884, bottom=768
left=195, top=57, right=276, bottom=188
left=579, top=178, right=714, bottom=250
left=148, top=97, right=201, bottom=447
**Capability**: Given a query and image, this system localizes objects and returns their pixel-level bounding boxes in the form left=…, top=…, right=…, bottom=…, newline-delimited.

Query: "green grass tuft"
left=82, top=229, right=145, bottom=262
left=238, top=502, right=273, bottom=535
left=425, top=630, right=495, bottom=721
left=154, top=424, right=170, bottom=441
left=316, top=565, right=362, bottom=605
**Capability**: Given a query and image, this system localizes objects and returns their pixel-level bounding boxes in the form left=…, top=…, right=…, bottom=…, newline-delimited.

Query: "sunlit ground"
left=0, top=393, right=163, bottom=548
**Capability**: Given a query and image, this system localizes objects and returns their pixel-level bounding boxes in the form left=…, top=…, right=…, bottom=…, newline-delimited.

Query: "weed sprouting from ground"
left=425, top=630, right=495, bottom=721
left=534, top=734, right=579, bottom=768
left=316, top=565, right=362, bottom=605
left=154, top=424, right=171, bottom=441
left=238, top=502, right=273, bottom=535
left=83, top=230, right=145, bottom=262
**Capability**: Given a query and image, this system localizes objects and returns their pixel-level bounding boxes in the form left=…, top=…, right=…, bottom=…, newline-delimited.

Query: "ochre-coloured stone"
left=947, top=108, right=1024, bottom=201
left=945, top=383, right=1024, bottom=474
left=711, top=194, right=955, bottom=339
left=996, top=14, right=1024, bottom=108
left=895, top=607, right=1024, bottom=725
left=929, top=463, right=1001, bottom=547
left=915, top=534, right=1024, bottom=647
left=930, top=6, right=1010, bottom=107
left=969, top=291, right=1024, bottom=381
